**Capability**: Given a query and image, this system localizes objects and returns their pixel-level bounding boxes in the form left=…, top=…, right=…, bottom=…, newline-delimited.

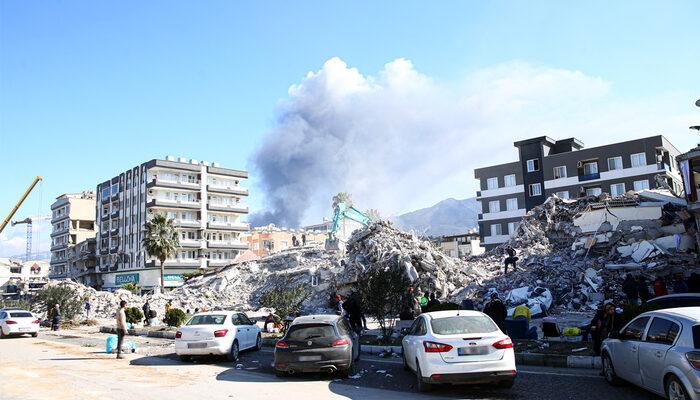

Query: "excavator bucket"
left=324, top=237, right=345, bottom=252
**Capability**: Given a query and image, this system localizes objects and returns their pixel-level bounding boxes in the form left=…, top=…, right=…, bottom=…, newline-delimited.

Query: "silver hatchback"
left=601, top=307, right=700, bottom=400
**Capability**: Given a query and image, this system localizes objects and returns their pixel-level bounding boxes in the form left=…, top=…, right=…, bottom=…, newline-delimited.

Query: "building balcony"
left=206, top=221, right=249, bottom=231
left=179, top=239, right=203, bottom=248
left=111, top=209, right=120, bottom=218
left=578, top=172, right=600, bottom=182
left=147, top=177, right=201, bottom=191
left=50, top=227, right=69, bottom=237
left=50, top=243, right=66, bottom=251
left=147, top=198, right=201, bottom=210
left=110, top=227, right=119, bottom=236
left=208, top=259, right=233, bottom=267
left=145, top=259, right=201, bottom=268
left=207, top=203, right=249, bottom=213
left=110, top=243, right=120, bottom=252
left=101, top=212, right=110, bottom=221
left=207, top=184, right=249, bottom=196
left=52, top=213, right=69, bottom=223
left=172, top=219, right=202, bottom=228
left=111, top=191, right=119, bottom=200
left=207, top=240, right=248, bottom=250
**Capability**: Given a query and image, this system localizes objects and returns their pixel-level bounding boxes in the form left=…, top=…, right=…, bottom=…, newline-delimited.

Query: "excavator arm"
left=1, top=176, right=42, bottom=235
left=326, top=201, right=371, bottom=250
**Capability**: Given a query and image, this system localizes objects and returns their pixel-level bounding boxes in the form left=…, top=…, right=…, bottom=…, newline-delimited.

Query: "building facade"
left=246, top=225, right=327, bottom=257
left=676, top=145, right=700, bottom=250
left=1, top=259, right=49, bottom=297
left=67, top=238, right=100, bottom=288
left=49, top=192, right=96, bottom=279
left=440, top=231, right=484, bottom=258
left=94, top=157, right=250, bottom=292
left=474, top=135, right=682, bottom=250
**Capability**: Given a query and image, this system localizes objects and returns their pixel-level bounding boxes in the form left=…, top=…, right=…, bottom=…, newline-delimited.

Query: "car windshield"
left=287, top=324, right=336, bottom=340
left=430, top=315, right=498, bottom=335
left=187, top=314, right=227, bottom=325
left=9, top=312, right=33, bottom=318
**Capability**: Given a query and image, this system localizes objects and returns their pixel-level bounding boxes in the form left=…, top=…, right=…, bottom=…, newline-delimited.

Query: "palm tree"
left=144, top=214, right=180, bottom=291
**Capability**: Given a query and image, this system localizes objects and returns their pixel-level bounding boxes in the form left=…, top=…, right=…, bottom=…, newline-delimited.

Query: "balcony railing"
left=207, top=240, right=248, bottom=250
left=578, top=172, right=600, bottom=182
left=172, top=219, right=201, bottom=228
left=207, top=221, right=250, bottom=231
left=149, top=177, right=201, bottom=189
left=207, top=184, right=249, bottom=196
left=148, top=198, right=201, bottom=209
left=207, top=203, right=249, bottom=213
left=179, top=238, right=203, bottom=248
left=208, top=259, right=233, bottom=266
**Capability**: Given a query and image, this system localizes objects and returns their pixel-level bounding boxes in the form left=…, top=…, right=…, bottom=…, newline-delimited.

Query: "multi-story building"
left=676, top=144, right=700, bottom=250
left=67, top=238, right=100, bottom=288
left=439, top=231, right=484, bottom=258
left=246, top=225, right=327, bottom=257
left=474, top=135, right=682, bottom=250
left=49, top=192, right=96, bottom=279
left=95, top=157, right=250, bottom=292
left=1, top=258, right=49, bottom=297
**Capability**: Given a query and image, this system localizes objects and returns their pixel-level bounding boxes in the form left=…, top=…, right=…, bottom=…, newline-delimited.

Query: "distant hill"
left=391, top=198, right=480, bottom=237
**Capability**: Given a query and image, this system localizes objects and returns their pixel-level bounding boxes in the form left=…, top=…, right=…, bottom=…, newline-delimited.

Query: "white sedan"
left=175, top=311, right=262, bottom=362
left=401, top=310, right=517, bottom=392
left=0, top=309, right=40, bottom=338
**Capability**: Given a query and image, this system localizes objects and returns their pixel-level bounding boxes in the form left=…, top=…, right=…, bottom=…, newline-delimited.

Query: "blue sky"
left=1, top=1, right=699, bottom=256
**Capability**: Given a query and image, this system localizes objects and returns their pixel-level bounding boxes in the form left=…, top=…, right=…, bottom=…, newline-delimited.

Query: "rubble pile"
left=35, top=280, right=143, bottom=319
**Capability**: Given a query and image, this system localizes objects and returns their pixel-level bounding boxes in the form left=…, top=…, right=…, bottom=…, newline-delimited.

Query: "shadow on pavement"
left=40, top=357, right=101, bottom=361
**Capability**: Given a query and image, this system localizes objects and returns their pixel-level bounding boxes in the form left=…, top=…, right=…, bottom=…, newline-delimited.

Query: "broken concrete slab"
left=574, top=205, right=663, bottom=233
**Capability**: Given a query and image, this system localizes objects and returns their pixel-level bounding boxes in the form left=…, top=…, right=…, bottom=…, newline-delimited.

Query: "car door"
left=230, top=314, right=249, bottom=349
left=638, top=317, right=681, bottom=395
left=613, top=316, right=650, bottom=386
left=239, top=313, right=257, bottom=349
left=403, top=317, right=423, bottom=370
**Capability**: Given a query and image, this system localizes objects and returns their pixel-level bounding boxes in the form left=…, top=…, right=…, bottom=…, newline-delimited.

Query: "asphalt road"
left=4, top=329, right=664, bottom=400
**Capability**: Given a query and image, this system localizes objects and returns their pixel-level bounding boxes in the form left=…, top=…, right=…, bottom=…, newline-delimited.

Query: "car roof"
left=648, top=294, right=700, bottom=302
left=423, top=310, right=486, bottom=319
left=641, top=307, right=700, bottom=322
left=191, top=310, right=241, bottom=316
left=291, top=314, right=340, bottom=325
left=0, top=307, right=25, bottom=311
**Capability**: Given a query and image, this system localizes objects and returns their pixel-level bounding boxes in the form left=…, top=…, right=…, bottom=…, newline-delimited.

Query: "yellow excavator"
left=0, top=176, right=42, bottom=235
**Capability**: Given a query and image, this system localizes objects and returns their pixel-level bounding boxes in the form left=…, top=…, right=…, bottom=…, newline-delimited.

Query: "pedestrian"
left=600, top=303, right=624, bottom=341
left=142, top=300, right=151, bottom=326
left=512, top=303, right=532, bottom=322
left=688, top=272, right=700, bottom=293
left=503, top=246, right=518, bottom=274
left=589, top=305, right=606, bottom=356
left=292, top=235, right=298, bottom=247
left=638, top=276, right=651, bottom=303
left=673, top=274, right=689, bottom=294
left=412, top=290, right=423, bottom=318
left=460, top=296, right=475, bottom=311
left=343, top=293, right=364, bottom=334
left=85, top=299, right=92, bottom=320
left=51, top=304, right=61, bottom=331
left=335, top=294, right=345, bottom=316
left=400, top=287, right=416, bottom=320
left=622, top=274, right=639, bottom=305
left=421, top=291, right=431, bottom=313
left=301, top=233, right=307, bottom=246
left=483, top=293, right=507, bottom=332
left=165, top=300, right=172, bottom=315
left=116, top=300, right=128, bottom=359
left=427, top=293, right=441, bottom=309
left=653, top=277, right=668, bottom=297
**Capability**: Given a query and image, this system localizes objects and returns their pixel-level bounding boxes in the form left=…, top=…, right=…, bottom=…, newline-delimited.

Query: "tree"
left=144, top=214, right=180, bottom=291
left=125, top=307, right=144, bottom=325
left=354, top=266, right=410, bottom=338
left=260, top=285, right=311, bottom=318
left=164, top=308, right=188, bottom=327
left=36, top=284, right=83, bottom=321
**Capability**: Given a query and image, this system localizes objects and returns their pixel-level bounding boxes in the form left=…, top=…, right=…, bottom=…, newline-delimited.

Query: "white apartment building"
left=49, top=192, right=96, bottom=279
left=95, top=157, right=250, bottom=292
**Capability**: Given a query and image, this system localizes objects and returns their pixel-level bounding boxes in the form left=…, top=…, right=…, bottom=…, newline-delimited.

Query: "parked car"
left=274, top=314, right=359, bottom=377
left=601, top=307, right=700, bottom=400
left=0, top=309, right=40, bottom=338
left=647, top=294, right=700, bottom=310
left=175, top=311, right=261, bottom=362
left=401, top=310, right=516, bottom=392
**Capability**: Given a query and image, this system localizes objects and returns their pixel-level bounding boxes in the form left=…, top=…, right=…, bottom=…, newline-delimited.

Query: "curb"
left=100, top=326, right=176, bottom=340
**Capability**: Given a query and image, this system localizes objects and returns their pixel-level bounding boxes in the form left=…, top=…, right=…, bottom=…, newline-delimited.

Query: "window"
left=431, top=316, right=498, bottom=335
left=504, top=174, right=516, bottom=187
left=634, top=180, right=650, bottom=192
left=490, top=224, right=502, bottom=236
left=101, top=187, right=110, bottom=199
left=553, top=166, right=567, bottom=179
left=486, top=177, right=498, bottom=190
left=488, top=200, right=500, bottom=213
left=586, top=187, right=602, bottom=196
left=111, top=183, right=119, bottom=195
left=607, top=156, right=623, bottom=171
left=508, top=222, right=518, bottom=235
left=527, top=159, right=539, bottom=172
left=610, top=183, right=626, bottom=196
left=645, top=318, right=680, bottom=345
left=529, top=183, right=542, bottom=196
left=621, top=317, right=650, bottom=341
left=555, top=191, right=569, bottom=199
left=631, top=153, right=647, bottom=167
left=506, top=198, right=518, bottom=211
left=583, top=161, right=598, bottom=175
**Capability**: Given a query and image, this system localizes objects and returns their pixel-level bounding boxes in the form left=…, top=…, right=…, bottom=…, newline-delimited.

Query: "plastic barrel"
left=106, top=335, right=118, bottom=353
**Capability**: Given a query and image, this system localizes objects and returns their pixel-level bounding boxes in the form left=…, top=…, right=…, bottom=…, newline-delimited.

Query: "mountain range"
left=391, top=197, right=480, bottom=237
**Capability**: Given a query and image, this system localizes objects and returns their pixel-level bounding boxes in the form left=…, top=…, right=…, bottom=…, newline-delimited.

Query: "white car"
left=175, top=311, right=262, bottom=362
left=401, top=310, right=517, bottom=392
left=602, top=307, right=700, bottom=400
left=0, top=309, right=40, bottom=338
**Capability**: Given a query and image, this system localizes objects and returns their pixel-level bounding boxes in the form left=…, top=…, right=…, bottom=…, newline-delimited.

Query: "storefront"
left=102, top=269, right=186, bottom=293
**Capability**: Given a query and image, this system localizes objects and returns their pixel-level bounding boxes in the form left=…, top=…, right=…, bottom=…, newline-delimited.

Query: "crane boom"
left=0, top=176, right=42, bottom=235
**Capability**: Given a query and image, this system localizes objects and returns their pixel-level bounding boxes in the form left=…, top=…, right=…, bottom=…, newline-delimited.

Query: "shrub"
left=121, top=283, right=138, bottom=294
left=36, top=284, right=83, bottom=321
left=260, top=285, right=311, bottom=318
left=125, top=307, right=144, bottom=324
left=424, top=302, right=460, bottom=313
left=164, top=308, right=188, bottom=327
left=354, top=266, right=410, bottom=337
left=0, top=299, right=31, bottom=311
left=182, top=269, right=206, bottom=281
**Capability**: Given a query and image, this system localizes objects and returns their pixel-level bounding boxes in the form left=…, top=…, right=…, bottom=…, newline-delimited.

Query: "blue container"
left=106, top=335, right=118, bottom=353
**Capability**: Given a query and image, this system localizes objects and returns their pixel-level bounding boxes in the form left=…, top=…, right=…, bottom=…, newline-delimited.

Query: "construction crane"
left=11, top=215, right=51, bottom=260
left=1, top=176, right=42, bottom=235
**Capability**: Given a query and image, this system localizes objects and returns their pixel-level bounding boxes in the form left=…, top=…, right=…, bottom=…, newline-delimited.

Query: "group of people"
left=589, top=302, right=625, bottom=356
left=399, top=287, right=443, bottom=320
left=291, top=234, right=307, bottom=247
left=622, top=272, right=700, bottom=304
left=333, top=293, right=367, bottom=334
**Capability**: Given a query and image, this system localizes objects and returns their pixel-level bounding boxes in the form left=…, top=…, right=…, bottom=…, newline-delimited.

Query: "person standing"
left=638, top=276, right=651, bottom=303
left=653, top=277, right=668, bottom=297
left=301, top=233, right=307, bottom=246
left=116, top=300, right=128, bottom=359
left=142, top=300, right=151, bottom=326
left=291, top=235, right=298, bottom=247
left=85, top=299, right=92, bottom=320
left=673, top=274, right=689, bottom=294
left=483, top=293, right=507, bottom=332
left=622, top=274, right=639, bottom=305
left=503, top=246, right=518, bottom=274
left=600, top=303, right=624, bottom=341
left=51, top=304, right=61, bottom=331
left=688, top=272, right=700, bottom=293
left=589, top=305, right=606, bottom=356
left=427, top=293, right=441, bottom=309
left=165, top=300, right=172, bottom=315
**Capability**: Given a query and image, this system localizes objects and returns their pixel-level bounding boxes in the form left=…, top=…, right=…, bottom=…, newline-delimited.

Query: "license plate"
left=458, top=346, right=488, bottom=356
left=19, top=328, right=31, bottom=332
left=298, top=355, right=322, bottom=362
left=187, top=342, right=207, bottom=349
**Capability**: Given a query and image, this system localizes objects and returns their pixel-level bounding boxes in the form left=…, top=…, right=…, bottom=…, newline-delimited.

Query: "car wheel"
left=31, top=332, right=38, bottom=338
left=227, top=340, right=240, bottom=362
left=667, top=375, right=690, bottom=400
left=402, top=347, right=410, bottom=371
left=339, top=359, right=355, bottom=378
left=415, top=361, right=432, bottom=392
left=602, top=353, right=621, bottom=386
left=0, top=328, right=6, bottom=339
left=254, top=334, right=262, bottom=351
left=179, top=355, right=192, bottom=362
